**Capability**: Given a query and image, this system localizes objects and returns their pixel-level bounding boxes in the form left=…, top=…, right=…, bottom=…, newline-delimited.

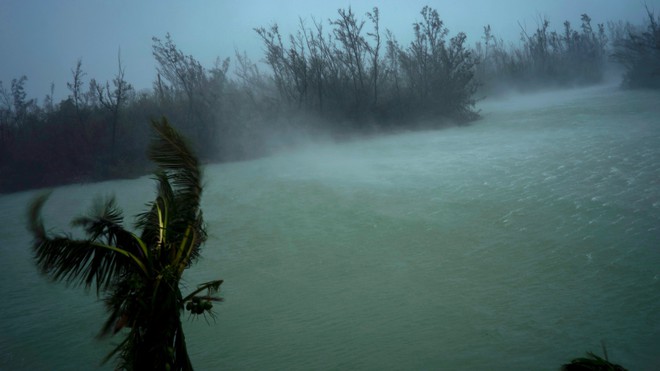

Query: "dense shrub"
left=611, top=7, right=660, bottom=88
left=255, top=6, right=479, bottom=125
left=474, top=14, right=608, bottom=92
left=4, top=6, right=644, bottom=194
left=0, top=6, right=482, bottom=193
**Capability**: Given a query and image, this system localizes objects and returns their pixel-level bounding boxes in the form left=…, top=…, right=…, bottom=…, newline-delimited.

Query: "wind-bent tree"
left=331, top=7, right=369, bottom=111
left=27, top=117, right=222, bottom=370
left=395, top=6, right=478, bottom=121
left=96, top=49, right=134, bottom=163
left=612, top=6, right=660, bottom=89
left=151, top=34, right=228, bottom=159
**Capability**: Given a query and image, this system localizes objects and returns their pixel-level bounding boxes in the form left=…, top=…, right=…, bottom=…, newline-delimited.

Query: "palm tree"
left=27, top=117, right=222, bottom=370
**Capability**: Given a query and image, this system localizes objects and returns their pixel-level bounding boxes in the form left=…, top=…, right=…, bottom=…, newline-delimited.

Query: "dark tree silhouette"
left=96, top=49, right=134, bottom=163
left=561, top=346, right=627, bottom=371
left=612, top=6, right=660, bottom=88
left=152, top=34, right=229, bottom=158
left=27, top=117, right=222, bottom=370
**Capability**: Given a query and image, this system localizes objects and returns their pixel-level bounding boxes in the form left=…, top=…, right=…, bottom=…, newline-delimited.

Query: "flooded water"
left=1, top=85, right=659, bottom=370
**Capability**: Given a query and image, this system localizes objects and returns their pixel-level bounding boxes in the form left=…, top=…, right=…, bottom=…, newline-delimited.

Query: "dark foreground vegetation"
left=28, top=118, right=222, bottom=370
left=561, top=345, right=628, bottom=371
left=25, top=118, right=636, bottom=370
left=1, top=6, right=659, bottom=193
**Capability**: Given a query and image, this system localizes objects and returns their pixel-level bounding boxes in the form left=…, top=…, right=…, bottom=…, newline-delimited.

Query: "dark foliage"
left=255, top=6, right=479, bottom=126
left=561, top=351, right=627, bottom=371
left=475, top=14, right=608, bottom=92
left=2, top=6, right=646, bottom=194
left=611, top=7, right=660, bottom=88
left=28, top=117, right=222, bottom=370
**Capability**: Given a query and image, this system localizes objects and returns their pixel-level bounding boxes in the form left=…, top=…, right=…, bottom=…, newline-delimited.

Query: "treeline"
left=611, top=7, right=660, bottom=88
left=0, top=6, right=481, bottom=193
left=0, top=35, right=286, bottom=193
left=474, top=7, right=660, bottom=92
left=0, top=6, right=656, bottom=193
left=474, top=14, right=608, bottom=91
left=255, top=6, right=478, bottom=126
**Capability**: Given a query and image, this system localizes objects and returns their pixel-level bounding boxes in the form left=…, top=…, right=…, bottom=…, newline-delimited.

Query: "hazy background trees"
left=95, top=50, right=134, bottom=165
left=611, top=7, right=660, bottom=88
left=474, top=13, right=609, bottom=93
left=0, top=5, right=655, bottom=194
left=255, top=6, right=478, bottom=129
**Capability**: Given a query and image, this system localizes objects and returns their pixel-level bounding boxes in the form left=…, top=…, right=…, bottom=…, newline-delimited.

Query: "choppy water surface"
left=1, top=85, right=659, bottom=370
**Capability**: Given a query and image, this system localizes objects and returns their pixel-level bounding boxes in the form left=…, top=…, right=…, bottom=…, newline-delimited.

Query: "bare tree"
left=0, top=80, right=12, bottom=146
left=366, top=7, right=381, bottom=106
left=96, top=49, right=134, bottom=162
left=43, top=82, right=55, bottom=114
left=67, top=59, right=88, bottom=124
left=10, top=76, right=33, bottom=126
left=152, top=33, right=227, bottom=158
left=331, top=7, right=369, bottom=108
left=255, top=24, right=297, bottom=106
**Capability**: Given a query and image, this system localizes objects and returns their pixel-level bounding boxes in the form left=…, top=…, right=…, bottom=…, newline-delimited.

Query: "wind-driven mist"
left=1, top=3, right=660, bottom=193
left=1, top=1, right=660, bottom=370
left=2, top=84, right=659, bottom=369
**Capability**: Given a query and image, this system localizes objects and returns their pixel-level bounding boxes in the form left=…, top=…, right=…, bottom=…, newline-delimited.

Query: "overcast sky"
left=1, top=0, right=658, bottom=101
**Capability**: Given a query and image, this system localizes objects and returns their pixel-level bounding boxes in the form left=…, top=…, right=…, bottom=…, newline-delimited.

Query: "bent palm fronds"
left=28, top=117, right=222, bottom=371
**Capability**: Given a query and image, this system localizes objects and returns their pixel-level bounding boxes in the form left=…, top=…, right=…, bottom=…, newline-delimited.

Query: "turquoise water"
left=1, top=85, right=659, bottom=370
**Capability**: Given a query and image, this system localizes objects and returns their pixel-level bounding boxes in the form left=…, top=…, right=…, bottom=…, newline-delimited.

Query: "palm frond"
left=146, top=117, right=207, bottom=267
left=71, top=196, right=149, bottom=261
left=27, top=119, right=220, bottom=370
left=98, top=274, right=146, bottom=338
left=28, top=194, right=147, bottom=293
left=149, top=117, right=202, bottom=217
left=136, top=171, right=175, bottom=261
left=182, top=279, right=223, bottom=302
left=28, top=192, right=54, bottom=241
left=71, top=195, right=124, bottom=235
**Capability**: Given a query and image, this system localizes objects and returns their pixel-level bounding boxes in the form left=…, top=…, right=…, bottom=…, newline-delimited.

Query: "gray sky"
left=1, top=0, right=657, bottom=101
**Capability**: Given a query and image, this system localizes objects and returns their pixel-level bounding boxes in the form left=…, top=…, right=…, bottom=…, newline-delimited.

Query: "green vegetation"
left=475, top=14, right=608, bottom=92
left=255, top=6, right=478, bottom=124
left=611, top=7, right=660, bottom=88
left=27, top=117, right=221, bottom=370
left=0, top=6, right=655, bottom=194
